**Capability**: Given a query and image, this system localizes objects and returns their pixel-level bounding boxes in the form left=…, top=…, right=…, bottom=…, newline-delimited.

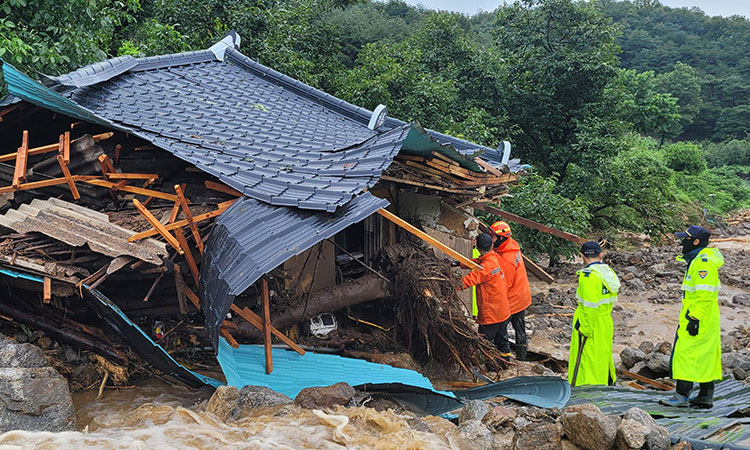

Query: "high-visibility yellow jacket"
left=472, top=248, right=480, bottom=316
left=568, top=262, right=620, bottom=386
left=672, top=247, right=723, bottom=383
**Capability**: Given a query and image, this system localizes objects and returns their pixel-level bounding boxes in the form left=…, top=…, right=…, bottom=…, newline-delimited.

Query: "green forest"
left=1, top=0, right=749, bottom=257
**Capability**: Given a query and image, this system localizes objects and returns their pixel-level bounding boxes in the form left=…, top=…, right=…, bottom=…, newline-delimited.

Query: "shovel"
left=571, top=332, right=588, bottom=387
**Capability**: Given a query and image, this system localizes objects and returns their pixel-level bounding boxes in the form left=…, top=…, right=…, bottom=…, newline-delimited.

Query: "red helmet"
left=490, top=221, right=512, bottom=238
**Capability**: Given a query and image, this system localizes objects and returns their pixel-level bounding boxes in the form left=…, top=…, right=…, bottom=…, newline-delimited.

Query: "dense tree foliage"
left=2, top=0, right=749, bottom=258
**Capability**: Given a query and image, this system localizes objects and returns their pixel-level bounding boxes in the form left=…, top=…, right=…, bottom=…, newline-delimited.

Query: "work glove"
left=685, top=311, right=699, bottom=336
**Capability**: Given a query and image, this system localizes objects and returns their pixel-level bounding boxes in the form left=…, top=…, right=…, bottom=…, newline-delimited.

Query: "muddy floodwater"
left=0, top=379, right=457, bottom=449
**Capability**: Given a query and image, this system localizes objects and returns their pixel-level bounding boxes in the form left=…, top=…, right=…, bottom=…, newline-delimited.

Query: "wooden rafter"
left=174, top=228, right=199, bottom=285
left=204, top=180, right=242, bottom=197
left=12, top=130, right=29, bottom=188
left=168, top=183, right=186, bottom=224
left=472, top=203, right=584, bottom=244
left=132, top=199, right=183, bottom=254
left=128, top=199, right=237, bottom=241
left=56, top=154, right=80, bottom=200
left=84, top=179, right=178, bottom=202
left=62, top=132, right=71, bottom=164
left=376, top=208, right=483, bottom=271
left=0, top=132, right=113, bottom=163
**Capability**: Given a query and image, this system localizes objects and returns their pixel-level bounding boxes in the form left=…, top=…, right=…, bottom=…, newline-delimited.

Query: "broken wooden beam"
left=522, top=255, right=554, bottom=284
left=262, top=278, right=273, bottom=374
left=376, top=208, right=483, bottom=271
left=62, top=131, right=71, bottom=164
left=84, top=179, right=178, bottom=202
left=174, top=228, right=199, bottom=285
left=175, top=184, right=203, bottom=254
left=174, top=265, right=189, bottom=315
left=132, top=198, right=183, bottom=254
left=220, top=327, right=240, bottom=349
left=231, top=304, right=305, bottom=356
left=128, top=199, right=237, bottom=241
left=472, top=203, right=584, bottom=244
left=621, top=369, right=673, bottom=391
left=56, top=154, right=80, bottom=200
left=204, top=180, right=242, bottom=197
left=12, top=130, right=29, bottom=188
left=43, top=277, right=51, bottom=304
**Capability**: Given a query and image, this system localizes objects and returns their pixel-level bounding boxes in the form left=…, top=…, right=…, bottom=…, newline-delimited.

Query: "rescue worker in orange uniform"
left=491, top=221, right=532, bottom=361
left=461, top=233, right=512, bottom=355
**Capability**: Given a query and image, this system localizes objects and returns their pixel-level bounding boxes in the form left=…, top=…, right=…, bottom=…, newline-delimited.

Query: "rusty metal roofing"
left=569, top=379, right=750, bottom=447
left=200, top=192, right=389, bottom=348
left=0, top=197, right=167, bottom=264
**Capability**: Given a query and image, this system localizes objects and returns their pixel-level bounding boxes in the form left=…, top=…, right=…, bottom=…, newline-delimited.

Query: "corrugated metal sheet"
left=200, top=192, right=389, bottom=347
left=216, top=338, right=448, bottom=399
left=0, top=198, right=167, bottom=264
left=569, top=379, right=750, bottom=446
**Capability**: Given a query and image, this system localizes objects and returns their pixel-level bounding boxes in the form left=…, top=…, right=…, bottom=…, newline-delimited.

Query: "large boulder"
left=205, top=385, right=239, bottom=421
left=0, top=340, right=48, bottom=368
left=483, top=406, right=517, bottom=429
left=515, top=422, right=563, bottom=450
left=732, top=293, right=750, bottom=306
left=562, top=404, right=617, bottom=450
left=0, top=367, right=76, bottom=432
left=295, top=382, right=355, bottom=409
left=622, top=407, right=670, bottom=450
left=235, top=385, right=292, bottom=418
left=645, top=352, right=670, bottom=376
left=450, top=419, right=493, bottom=450
left=620, top=348, right=646, bottom=370
left=458, top=400, right=490, bottom=424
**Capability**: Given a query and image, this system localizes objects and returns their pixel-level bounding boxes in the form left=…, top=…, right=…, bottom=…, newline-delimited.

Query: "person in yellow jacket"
left=568, top=241, right=620, bottom=387
left=660, top=225, right=723, bottom=408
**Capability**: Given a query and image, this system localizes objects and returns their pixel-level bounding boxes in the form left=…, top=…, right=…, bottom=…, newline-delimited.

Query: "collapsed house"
left=0, top=33, right=567, bottom=395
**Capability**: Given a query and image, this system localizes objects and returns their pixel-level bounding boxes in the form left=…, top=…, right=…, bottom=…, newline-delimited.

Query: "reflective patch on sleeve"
left=577, top=295, right=617, bottom=308
left=490, top=268, right=501, bottom=275
left=681, top=283, right=721, bottom=292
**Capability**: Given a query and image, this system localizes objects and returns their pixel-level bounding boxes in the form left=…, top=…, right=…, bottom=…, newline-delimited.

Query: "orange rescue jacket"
left=462, top=251, right=510, bottom=325
left=495, top=238, right=532, bottom=314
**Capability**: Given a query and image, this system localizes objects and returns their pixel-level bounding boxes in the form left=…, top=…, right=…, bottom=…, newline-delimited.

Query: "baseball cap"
left=675, top=225, right=710, bottom=240
left=580, top=241, right=602, bottom=256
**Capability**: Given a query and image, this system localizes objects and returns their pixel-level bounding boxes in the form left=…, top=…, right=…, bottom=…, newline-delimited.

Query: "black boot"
left=515, top=344, right=528, bottom=361
left=690, top=381, right=714, bottom=408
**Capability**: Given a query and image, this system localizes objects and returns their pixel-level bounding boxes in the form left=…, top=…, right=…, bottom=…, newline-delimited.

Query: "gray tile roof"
left=200, top=192, right=389, bottom=348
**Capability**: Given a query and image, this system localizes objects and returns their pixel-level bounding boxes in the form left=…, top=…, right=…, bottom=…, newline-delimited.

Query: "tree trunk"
left=236, top=274, right=390, bottom=339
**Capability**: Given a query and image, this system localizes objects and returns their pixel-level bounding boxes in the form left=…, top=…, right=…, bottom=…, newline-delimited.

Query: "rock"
left=732, top=293, right=750, bottom=306
left=0, top=341, right=48, bottom=368
left=37, top=336, right=53, bottom=350
left=451, top=419, right=493, bottom=450
left=0, top=367, right=76, bottom=432
left=622, top=272, right=635, bottom=281
left=646, top=352, right=671, bottom=376
left=13, top=333, right=28, bottom=344
left=614, top=419, right=649, bottom=450
left=622, top=407, right=670, bottom=450
left=513, top=416, right=532, bottom=430
left=515, top=422, right=563, bottom=450
left=620, top=348, right=646, bottom=370
left=459, top=400, right=490, bottom=424
left=235, top=385, right=292, bottom=417
left=493, top=430, right=515, bottom=450
left=656, top=341, right=672, bottom=355
left=723, top=352, right=750, bottom=371
left=562, top=404, right=617, bottom=450
left=647, top=263, right=666, bottom=276
left=205, top=385, right=239, bottom=421
left=483, top=406, right=517, bottom=429
left=734, top=367, right=748, bottom=380
left=638, top=341, right=654, bottom=354
left=671, top=441, right=692, bottom=450
left=562, top=439, right=582, bottom=450
left=630, top=361, right=648, bottom=375
left=295, top=382, right=355, bottom=409
left=627, top=278, right=647, bottom=291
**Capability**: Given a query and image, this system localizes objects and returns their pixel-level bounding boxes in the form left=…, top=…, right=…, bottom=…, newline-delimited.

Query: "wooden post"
left=376, top=208, right=483, bottom=271
left=12, top=130, right=29, bottom=188
left=262, top=278, right=273, bottom=374
left=43, top=277, right=52, bottom=304
left=174, top=184, right=203, bottom=254
left=174, top=265, right=189, bottom=315
left=63, top=131, right=71, bottom=164
left=168, top=183, right=185, bottom=223
left=56, top=155, right=80, bottom=200
left=132, top=199, right=183, bottom=254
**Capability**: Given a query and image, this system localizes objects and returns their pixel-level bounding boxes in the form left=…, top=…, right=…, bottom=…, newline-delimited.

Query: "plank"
left=56, top=154, right=80, bottom=200
left=168, top=183, right=185, bottom=224
left=43, top=277, right=52, bottom=304
left=475, top=157, right=505, bottom=177
left=175, top=184, right=203, bottom=254
left=128, top=199, right=237, bottom=241
left=63, top=132, right=71, bottom=164
left=231, top=305, right=306, bottom=356
left=621, top=369, right=673, bottom=391
left=98, top=154, right=116, bottom=175
left=220, top=327, right=240, bottom=349
left=394, top=154, right=425, bottom=162
left=183, top=286, right=201, bottom=309
left=472, top=203, right=584, bottom=244
left=522, top=255, right=554, bottom=284
left=0, top=132, right=114, bottom=163
left=430, top=151, right=457, bottom=165
left=105, top=173, right=160, bottom=180
left=132, top=198, right=183, bottom=254
left=12, top=130, right=29, bottom=188
left=174, top=228, right=199, bottom=285
left=204, top=180, right=242, bottom=197
left=378, top=175, right=483, bottom=196
left=0, top=176, right=71, bottom=194
left=376, top=208, right=483, bottom=271
left=262, top=278, right=273, bottom=374
left=84, top=179, right=178, bottom=201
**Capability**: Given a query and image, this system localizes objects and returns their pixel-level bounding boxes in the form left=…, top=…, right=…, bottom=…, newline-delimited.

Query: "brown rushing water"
left=0, top=379, right=457, bottom=449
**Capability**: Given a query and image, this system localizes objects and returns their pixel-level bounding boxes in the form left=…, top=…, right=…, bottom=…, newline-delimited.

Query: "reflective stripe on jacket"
left=462, top=251, right=510, bottom=325
left=568, top=262, right=620, bottom=386
left=471, top=248, right=480, bottom=316
left=494, top=238, right=532, bottom=314
left=672, top=247, right=723, bottom=383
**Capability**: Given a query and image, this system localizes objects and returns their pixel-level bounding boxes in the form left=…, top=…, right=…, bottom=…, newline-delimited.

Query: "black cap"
left=476, top=233, right=493, bottom=251
left=675, top=225, right=710, bottom=241
left=581, top=241, right=602, bottom=256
